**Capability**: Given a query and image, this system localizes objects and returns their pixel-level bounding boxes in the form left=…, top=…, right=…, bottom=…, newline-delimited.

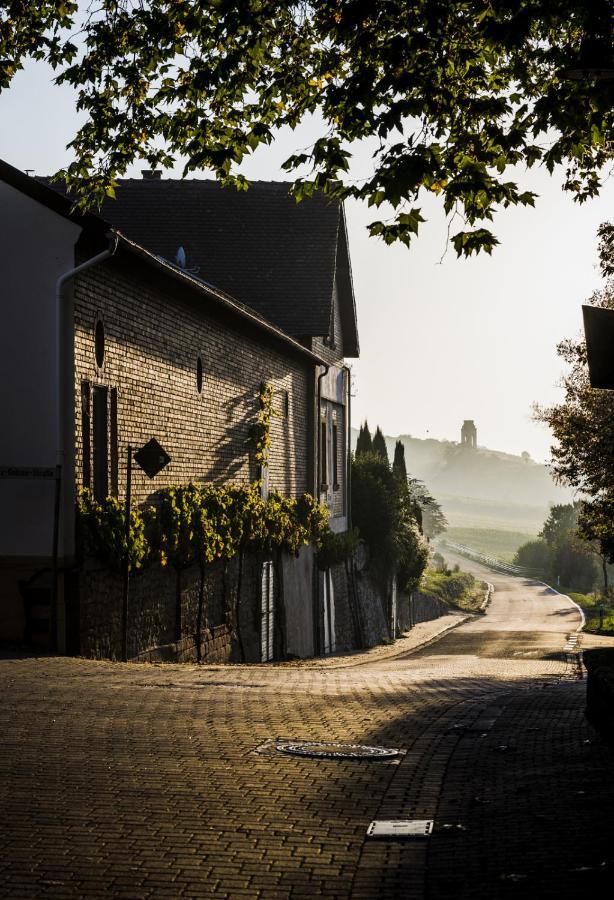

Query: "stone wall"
left=397, top=591, right=448, bottom=633
left=77, top=553, right=265, bottom=664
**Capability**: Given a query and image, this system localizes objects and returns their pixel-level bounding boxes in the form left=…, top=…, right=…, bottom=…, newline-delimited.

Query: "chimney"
left=141, top=169, right=162, bottom=180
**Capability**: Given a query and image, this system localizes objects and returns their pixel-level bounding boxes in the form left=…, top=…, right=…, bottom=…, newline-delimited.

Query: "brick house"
left=0, top=161, right=360, bottom=662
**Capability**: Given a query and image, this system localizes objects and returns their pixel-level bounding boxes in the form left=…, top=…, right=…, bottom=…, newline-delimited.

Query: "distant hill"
left=351, top=430, right=574, bottom=556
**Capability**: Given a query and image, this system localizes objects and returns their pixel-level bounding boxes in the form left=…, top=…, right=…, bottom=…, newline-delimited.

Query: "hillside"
left=351, top=429, right=574, bottom=559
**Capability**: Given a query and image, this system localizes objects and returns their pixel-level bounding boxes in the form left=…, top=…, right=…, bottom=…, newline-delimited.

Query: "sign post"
left=121, top=439, right=171, bottom=662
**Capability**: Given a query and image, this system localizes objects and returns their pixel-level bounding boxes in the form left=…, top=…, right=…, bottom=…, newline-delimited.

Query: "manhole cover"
left=274, top=740, right=400, bottom=760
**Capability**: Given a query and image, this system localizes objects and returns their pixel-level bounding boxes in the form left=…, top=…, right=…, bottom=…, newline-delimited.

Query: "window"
left=94, top=315, right=105, bottom=369
left=282, top=390, right=289, bottom=418
left=81, top=381, right=91, bottom=488
left=320, top=418, right=328, bottom=490
left=110, top=388, right=119, bottom=497
left=332, top=420, right=339, bottom=490
left=82, top=381, right=117, bottom=499
left=196, top=355, right=203, bottom=394
left=92, top=385, right=109, bottom=502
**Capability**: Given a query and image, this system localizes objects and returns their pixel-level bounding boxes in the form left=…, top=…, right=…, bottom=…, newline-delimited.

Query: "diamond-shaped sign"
left=133, top=438, right=171, bottom=479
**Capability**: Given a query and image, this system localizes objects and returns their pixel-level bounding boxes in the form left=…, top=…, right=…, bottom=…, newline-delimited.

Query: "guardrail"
left=438, top=539, right=546, bottom=579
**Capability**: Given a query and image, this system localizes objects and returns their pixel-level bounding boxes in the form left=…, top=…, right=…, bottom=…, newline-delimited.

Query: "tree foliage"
left=513, top=537, right=552, bottom=571
left=355, top=420, right=372, bottom=456
left=407, top=477, right=448, bottom=538
left=351, top=451, right=429, bottom=591
left=371, top=426, right=389, bottom=462
left=536, top=225, right=614, bottom=575
left=2, top=1, right=613, bottom=254
left=392, top=440, right=407, bottom=482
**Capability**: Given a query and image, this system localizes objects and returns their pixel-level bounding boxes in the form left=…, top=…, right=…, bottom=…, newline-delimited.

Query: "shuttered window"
left=92, top=385, right=109, bottom=502
left=81, top=381, right=91, bottom=489
left=320, top=419, right=328, bottom=490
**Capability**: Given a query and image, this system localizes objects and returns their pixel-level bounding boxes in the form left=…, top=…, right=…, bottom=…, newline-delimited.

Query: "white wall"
left=0, top=181, right=81, bottom=558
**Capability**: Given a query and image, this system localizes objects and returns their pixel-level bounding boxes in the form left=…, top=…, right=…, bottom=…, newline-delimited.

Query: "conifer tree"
left=355, top=421, right=373, bottom=457
left=372, top=427, right=389, bottom=464
left=392, top=441, right=408, bottom=482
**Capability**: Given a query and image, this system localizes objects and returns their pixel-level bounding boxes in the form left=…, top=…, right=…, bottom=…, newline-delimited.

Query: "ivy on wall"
left=249, top=381, right=273, bottom=465
left=77, top=482, right=332, bottom=573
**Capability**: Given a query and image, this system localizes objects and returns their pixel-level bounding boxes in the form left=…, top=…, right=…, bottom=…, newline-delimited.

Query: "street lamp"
left=563, top=36, right=614, bottom=82
left=560, top=16, right=614, bottom=390
left=582, top=305, right=614, bottom=390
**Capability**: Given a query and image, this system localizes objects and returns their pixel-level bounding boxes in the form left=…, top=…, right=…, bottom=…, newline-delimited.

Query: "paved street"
left=1, top=560, right=613, bottom=899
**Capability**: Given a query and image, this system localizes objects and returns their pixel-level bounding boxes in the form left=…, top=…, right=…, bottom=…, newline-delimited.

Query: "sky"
left=1, top=59, right=613, bottom=463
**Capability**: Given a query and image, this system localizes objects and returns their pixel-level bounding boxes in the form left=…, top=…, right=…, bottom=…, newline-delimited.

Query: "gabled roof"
left=93, top=178, right=359, bottom=357
left=0, top=159, right=325, bottom=365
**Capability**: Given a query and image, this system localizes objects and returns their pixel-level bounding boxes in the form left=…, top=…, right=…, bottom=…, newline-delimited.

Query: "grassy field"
left=444, top=526, right=536, bottom=562
left=437, top=493, right=548, bottom=534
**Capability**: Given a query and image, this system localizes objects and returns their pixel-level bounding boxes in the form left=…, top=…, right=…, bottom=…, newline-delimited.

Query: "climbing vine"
left=77, top=481, right=332, bottom=573
left=77, top=490, right=149, bottom=572
left=249, top=381, right=273, bottom=464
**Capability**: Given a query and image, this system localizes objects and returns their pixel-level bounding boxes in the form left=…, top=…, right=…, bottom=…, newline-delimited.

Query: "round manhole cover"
left=274, top=740, right=400, bottom=760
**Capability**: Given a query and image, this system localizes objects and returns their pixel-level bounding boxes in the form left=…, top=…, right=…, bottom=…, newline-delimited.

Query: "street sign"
left=0, top=466, right=57, bottom=480
left=133, top=439, right=171, bottom=479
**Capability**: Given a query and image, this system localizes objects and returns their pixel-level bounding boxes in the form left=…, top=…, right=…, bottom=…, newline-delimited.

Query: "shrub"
left=316, top=528, right=361, bottom=570
left=420, top=570, right=476, bottom=605
left=513, top=538, right=552, bottom=571
left=397, top=521, right=430, bottom=593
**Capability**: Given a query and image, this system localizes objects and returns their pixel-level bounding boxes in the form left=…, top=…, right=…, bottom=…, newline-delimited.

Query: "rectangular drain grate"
left=367, top=820, right=434, bottom=839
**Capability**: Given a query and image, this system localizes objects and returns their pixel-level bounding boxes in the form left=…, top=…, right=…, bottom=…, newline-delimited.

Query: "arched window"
left=196, top=355, right=203, bottom=394
left=94, top=315, right=105, bottom=369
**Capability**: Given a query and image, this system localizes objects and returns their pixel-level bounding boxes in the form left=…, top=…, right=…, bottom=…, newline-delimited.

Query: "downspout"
left=316, top=364, right=330, bottom=497
left=342, top=365, right=352, bottom=530
left=55, top=232, right=118, bottom=470
left=52, top=232, right=118, bottom=649
left=314, top=363, right=329, bottom=655
left=342, top=363, right=363, bottom=647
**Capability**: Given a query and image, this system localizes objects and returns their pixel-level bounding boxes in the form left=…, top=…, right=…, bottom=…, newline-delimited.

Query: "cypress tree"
left=356, top=421, right=373, bottom=456
left=392, top=440, right=408, bottom=482
left=372, top=426, right=389, bottom=463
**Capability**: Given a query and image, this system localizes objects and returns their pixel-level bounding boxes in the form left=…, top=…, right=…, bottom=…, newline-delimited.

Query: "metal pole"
left=50, top=464, right=62, bottom=653
left=121, top=447, right=132, bottom=662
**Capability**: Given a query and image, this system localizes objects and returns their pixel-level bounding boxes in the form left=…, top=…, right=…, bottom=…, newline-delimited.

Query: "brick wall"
left=73, top=251, right=313, bottom=506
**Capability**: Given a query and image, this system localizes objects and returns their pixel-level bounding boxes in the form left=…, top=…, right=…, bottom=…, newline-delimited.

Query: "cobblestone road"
left=1, top=560, right=613, bottom=899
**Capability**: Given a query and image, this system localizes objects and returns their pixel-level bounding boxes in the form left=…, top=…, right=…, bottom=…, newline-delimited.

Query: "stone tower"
left=461, top=420, right=477, bottom=449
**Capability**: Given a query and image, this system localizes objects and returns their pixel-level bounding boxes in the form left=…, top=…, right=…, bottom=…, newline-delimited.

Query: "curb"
left=327, top=614, right=472, bottom=669
left=480, top=581, right=494, bottom=612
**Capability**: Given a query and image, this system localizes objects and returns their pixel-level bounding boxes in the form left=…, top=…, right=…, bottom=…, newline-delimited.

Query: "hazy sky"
left=2, top=59, right=613, bottom=462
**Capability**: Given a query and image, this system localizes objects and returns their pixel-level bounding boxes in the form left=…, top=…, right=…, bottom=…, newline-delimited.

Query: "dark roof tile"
left=96, top=178, right=358, bottom=353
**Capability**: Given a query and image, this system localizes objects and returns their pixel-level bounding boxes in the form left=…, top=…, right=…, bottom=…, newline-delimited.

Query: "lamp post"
left=560, top=13, right=614, bottom=386
left=582, top=306, right=614, bottom=390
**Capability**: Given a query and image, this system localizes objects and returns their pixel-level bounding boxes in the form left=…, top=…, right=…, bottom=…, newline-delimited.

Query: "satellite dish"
left=175, top=245, right=187, bottom=268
